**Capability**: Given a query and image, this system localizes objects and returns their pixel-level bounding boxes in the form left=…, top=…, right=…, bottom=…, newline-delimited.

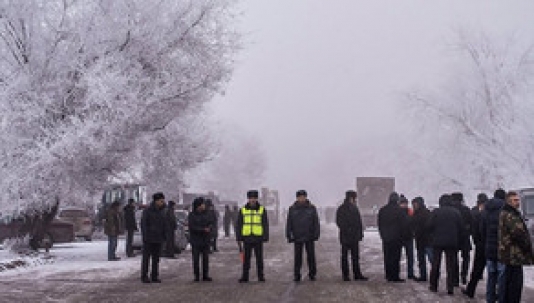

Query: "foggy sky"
left=209, top=0, right=534, bottom=206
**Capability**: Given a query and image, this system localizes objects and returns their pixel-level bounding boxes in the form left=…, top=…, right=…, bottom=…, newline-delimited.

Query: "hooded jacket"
left=286, top=200, right=320, bottom=243
left=188, top=208, right=213, bottom=247
left=336, top=199, right=363, bottom=245
left=481, top=197, right=504, bottom=260
left=141, top=202, right=167, bottom=244
left=378, top=193, right=409, bottom=243
left=427, top=203, right=463, bottom=249
left=412, top=203, right=431, bottom=249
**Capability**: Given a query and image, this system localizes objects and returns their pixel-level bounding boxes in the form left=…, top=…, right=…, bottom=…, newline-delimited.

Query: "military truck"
left=356, top=177, right=395, bottom=229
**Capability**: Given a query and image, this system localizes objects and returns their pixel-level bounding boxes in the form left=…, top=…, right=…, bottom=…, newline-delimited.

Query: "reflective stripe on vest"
left=241, top=206, right=264, bottom=236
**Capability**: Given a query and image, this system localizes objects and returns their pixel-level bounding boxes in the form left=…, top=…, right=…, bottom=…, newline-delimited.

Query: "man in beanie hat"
left=399, top=195, right=415, bottom=280
left=188, top=197, right=214, bottom=282
left=105, top=200, right=122, bottom=261
left=123, top=198, right=138, bottom=257
left=481, top=189, right=506, bottom=303
left=378, top=192, right=408, bottom=282
left=286, top=190, right=320, bottom=282
left=462, top=193, right=488, bottom=298
left=336, top=190, right=367, bottom=281
left=140, top=192, right=167, bottom=283
left=163, top=201, right=178, bottom=258
left=411, top=196, right=432, bottom=282
left=237, top=190, right=269, bottom=282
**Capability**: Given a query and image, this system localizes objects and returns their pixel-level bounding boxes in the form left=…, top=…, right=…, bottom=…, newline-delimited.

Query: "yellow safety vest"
left=241, top=206, right=264, bottom=236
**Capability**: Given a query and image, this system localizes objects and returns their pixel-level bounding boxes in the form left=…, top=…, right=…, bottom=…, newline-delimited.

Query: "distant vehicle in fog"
left=356, top=177, right=395, bottom=229
left=57, top=207, right=94, bottom=241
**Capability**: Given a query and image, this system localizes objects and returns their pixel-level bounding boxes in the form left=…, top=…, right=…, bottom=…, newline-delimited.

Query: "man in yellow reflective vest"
left=237, top=190, right=269, bottom=283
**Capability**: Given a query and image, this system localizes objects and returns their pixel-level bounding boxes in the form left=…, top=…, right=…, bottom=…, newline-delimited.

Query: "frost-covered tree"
left=405, top=31, right=534, bottom=194
left=186, top=124, right=266, bottom=201
left=0, top=0, right=238, bottom=219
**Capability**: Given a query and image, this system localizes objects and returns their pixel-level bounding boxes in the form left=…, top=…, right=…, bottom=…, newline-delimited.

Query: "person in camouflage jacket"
left=498, top=191, right=534, bottom=303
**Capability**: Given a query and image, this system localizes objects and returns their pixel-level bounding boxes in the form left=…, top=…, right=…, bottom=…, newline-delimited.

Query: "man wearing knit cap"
left=336, top=190, right=367, bottom=281
left=140, top=192, right=167, bottom=283
left=237, top=190, right=269, bottom=283
left=286, top=190, right=320, bottom=282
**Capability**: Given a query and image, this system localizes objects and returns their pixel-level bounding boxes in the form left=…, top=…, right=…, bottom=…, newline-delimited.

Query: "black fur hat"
left=247, top=190, right=259, bottom=198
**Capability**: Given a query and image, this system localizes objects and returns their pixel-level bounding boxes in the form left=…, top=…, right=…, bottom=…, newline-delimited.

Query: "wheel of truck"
left=85, top=237, right=92, bottom=242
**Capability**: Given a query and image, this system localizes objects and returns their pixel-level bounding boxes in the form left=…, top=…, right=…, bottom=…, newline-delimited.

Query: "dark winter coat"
left=104, top=207, right=122, bottom=237
left=498, top=203, right=534, bottom=266
left=188, top=209, right=213, bottom=247
left=481, top=198, right=504, bottom=260
left=286, top=200, right=320, bottom=243
left=378, top=198, right=409, bottom=243
left=335, top=199, right=363, bottom=245
left=457, top=204, right=473, bottom=250
left=208, top=209, right=219, bottom=239
left=166, top=207, right=178, bottom=232
left=427, top=205, right=463, bottom=249
left=123, top=204, right=138, bottom=231
left=236, top=202, right=269, bottom=243
left=141, top=202, right=167, bottom=244
left=412, top=205, right=431, bottom=249
left=470, top=205, right=483, bottom=246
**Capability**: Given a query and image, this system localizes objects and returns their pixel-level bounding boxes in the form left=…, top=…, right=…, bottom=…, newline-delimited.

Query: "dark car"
left=0, top=216, right=75, bottom=248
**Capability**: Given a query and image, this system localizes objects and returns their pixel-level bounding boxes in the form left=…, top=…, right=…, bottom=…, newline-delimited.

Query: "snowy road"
left=1, top=224, right=534, bottom=303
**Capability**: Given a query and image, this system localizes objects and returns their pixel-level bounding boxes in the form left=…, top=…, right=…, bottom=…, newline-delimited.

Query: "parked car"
left=132, top=210, right=188, bottom=254
left=0, top=217, right=75, bottom=248
left=175, top=210, right=189, bottom=242
left=57, top=207, right=94, bottom=241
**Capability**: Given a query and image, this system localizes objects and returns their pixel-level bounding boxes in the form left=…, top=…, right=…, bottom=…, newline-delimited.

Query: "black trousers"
left=430, top=247, right=456, bottom=292
left=125, top=229, right=134, bottom=257
left=382, top=240, right=402, bottom=280
left=192, top=245, right=210, bottom=278
left=465, top=244, right=485, bottom=296
left=341, top=242, right=362, bottom=278
left=502, top=265, right=523, bottom=303
left=242, top=242, right=264, bottom=278
left=294, top=241, right=317, bottom=278
left=141, top=242, right=161, bottom=279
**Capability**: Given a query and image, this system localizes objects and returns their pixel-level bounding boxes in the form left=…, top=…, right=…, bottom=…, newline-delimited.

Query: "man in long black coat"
left=123, top=199, right=138, bottom=258
left=451, top=192, right=472, bottom=286
left=336, top=190, right=368, bottom=281
left=286, top=190, right=320, bottom=282
left=188, top=197, right=214, bottom=282
left=378, top=191, right=408, bottom=282
left=163, top=201, right=177, bottom=258
left=140, top=192, right=167, bottom=283
left=411, top=196, right=432, bottom=282
left=428, top=194, right=463, bottom=295
left=462, top=193, right=488, bottom=298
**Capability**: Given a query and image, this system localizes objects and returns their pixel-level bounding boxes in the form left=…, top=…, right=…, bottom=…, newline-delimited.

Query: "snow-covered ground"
left=1, top=225, right=533, bottom=303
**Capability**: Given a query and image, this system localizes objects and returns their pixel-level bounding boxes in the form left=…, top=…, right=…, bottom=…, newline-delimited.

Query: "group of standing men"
left=377, top=189, right=534, bottom=303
